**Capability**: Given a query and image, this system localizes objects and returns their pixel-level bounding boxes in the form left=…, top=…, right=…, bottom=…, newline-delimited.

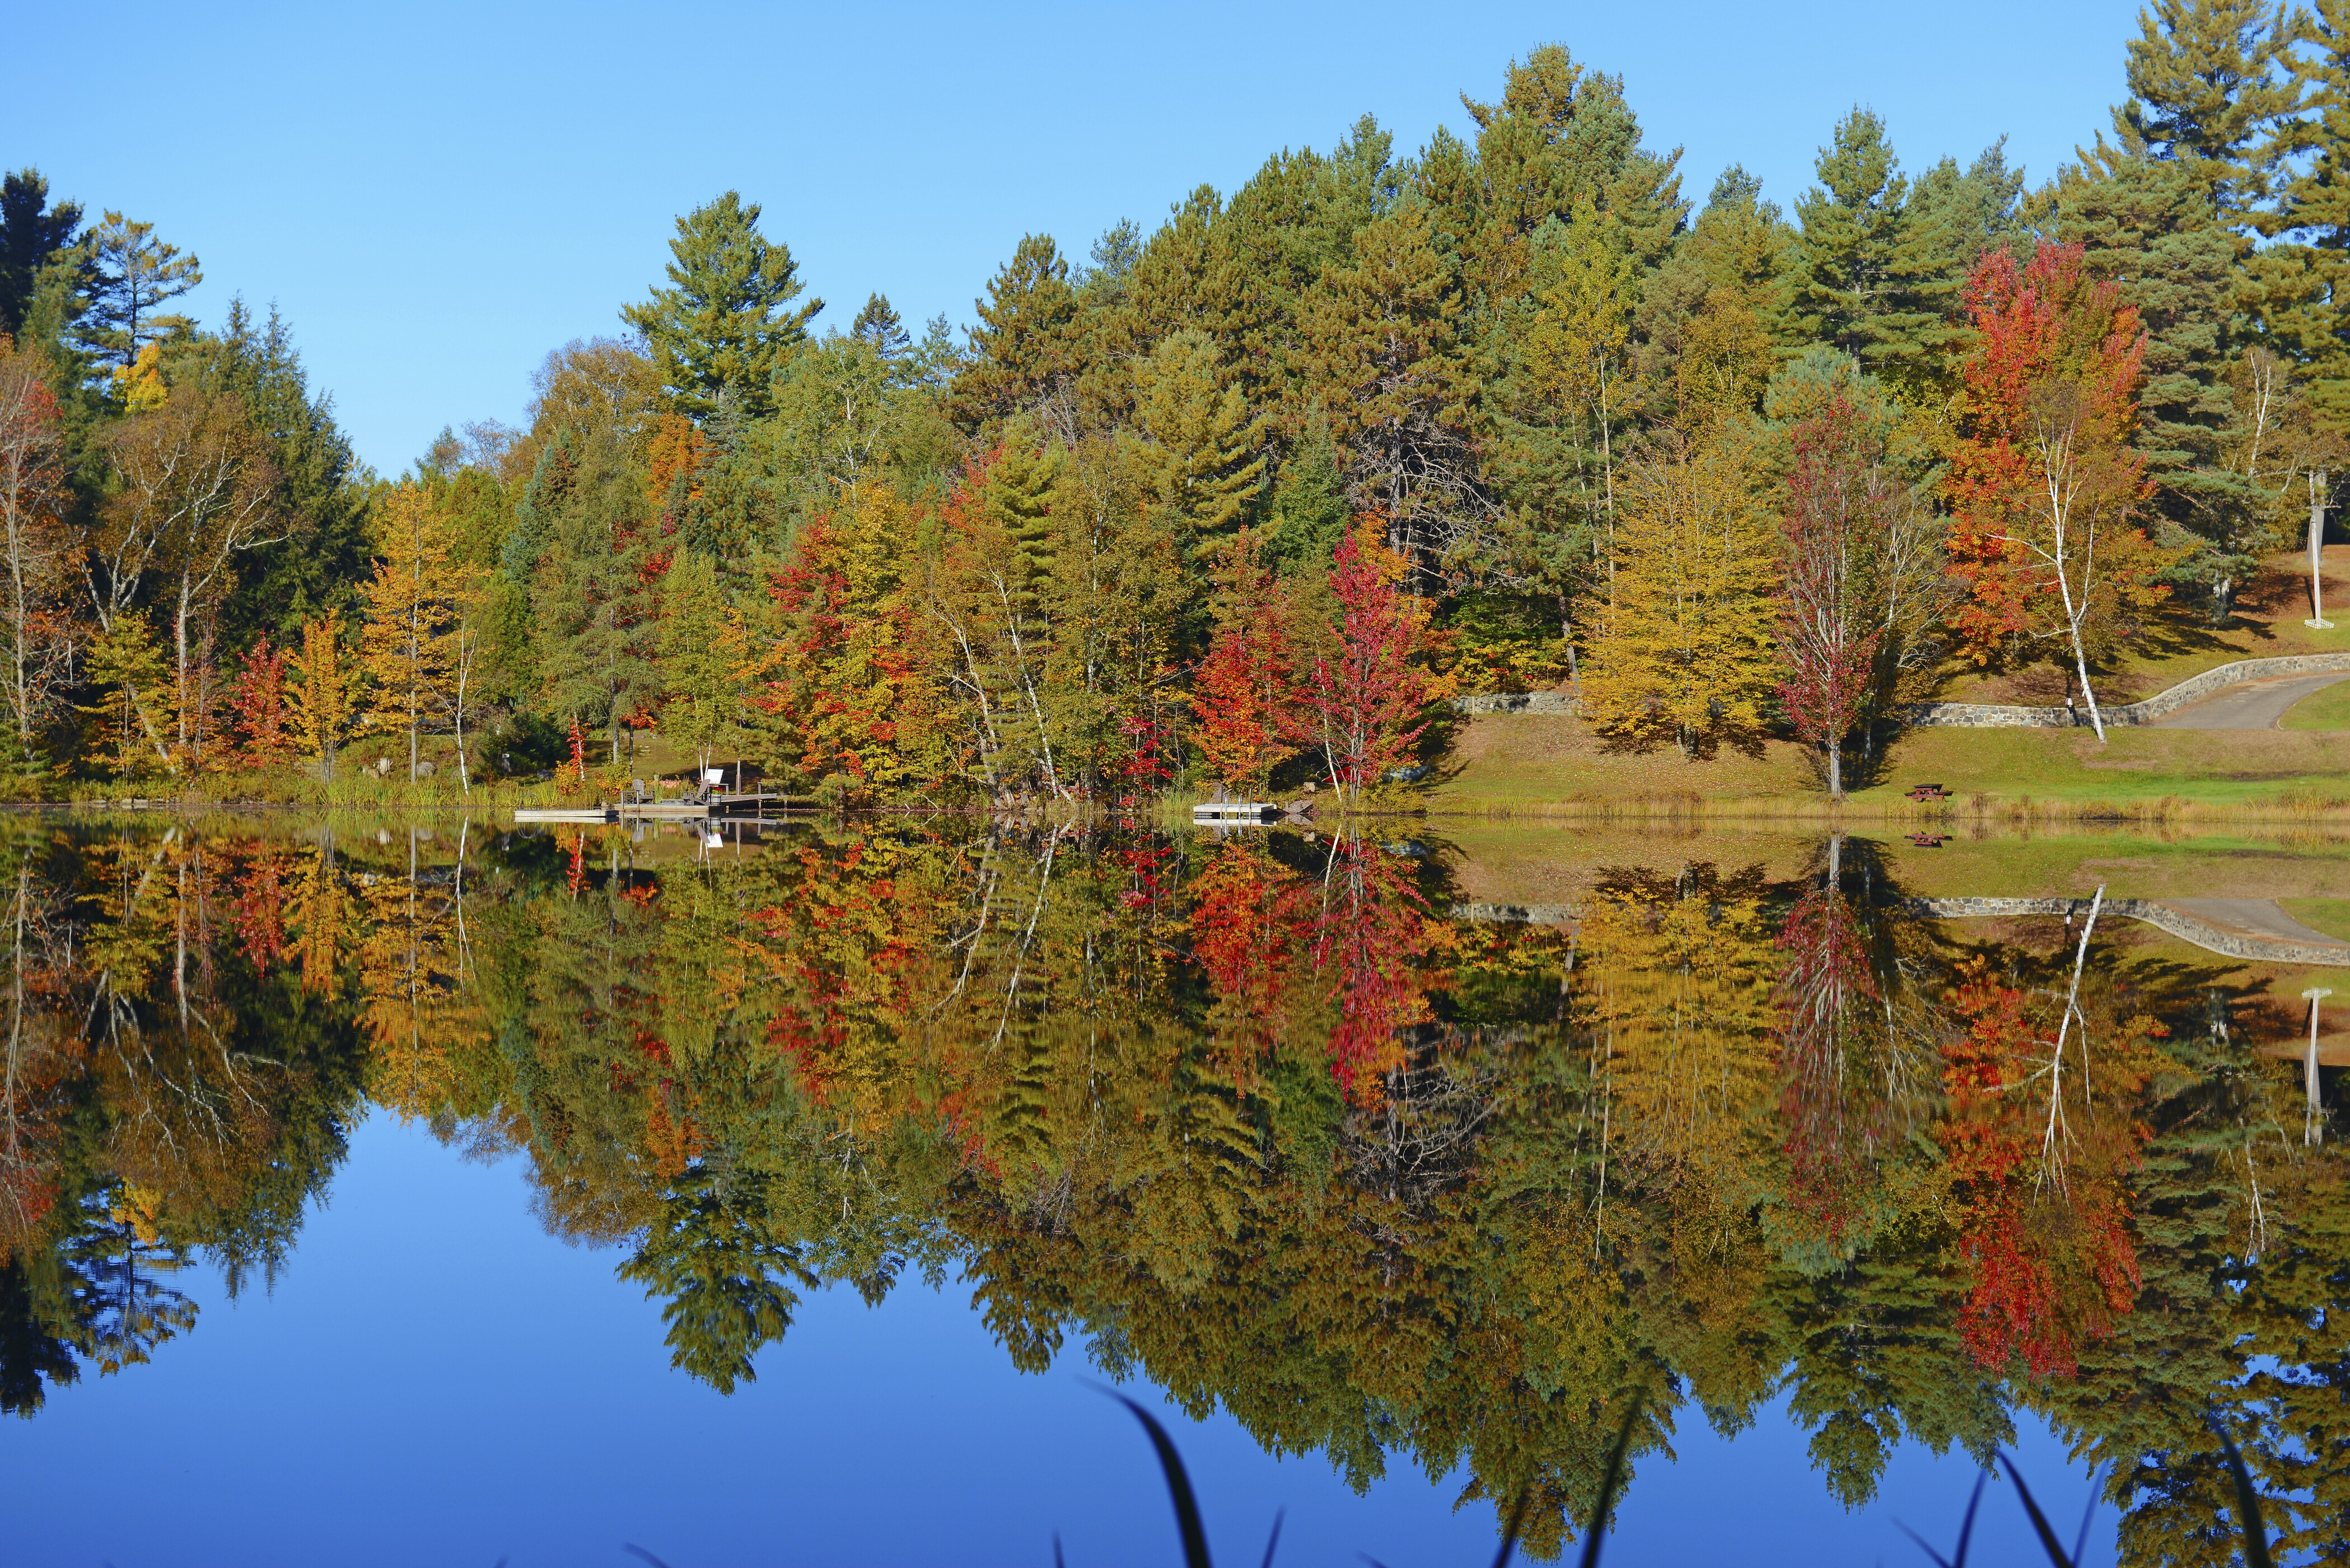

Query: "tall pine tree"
left=622, top=192, right=820, bottom=423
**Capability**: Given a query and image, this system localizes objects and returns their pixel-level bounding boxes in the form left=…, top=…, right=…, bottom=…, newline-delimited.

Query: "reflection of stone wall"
left=1452, top=902, right=1580, bottom=925
left=1907, top=653, right=2350, bottom=729
left=1910, top=896, right=2350, bottom=967
left=1461, top=895, right=2350, bottom=967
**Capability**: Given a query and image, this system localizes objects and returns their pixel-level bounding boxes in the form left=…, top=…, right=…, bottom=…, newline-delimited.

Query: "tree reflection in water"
left=0, top=817, right=2340, bottom=1560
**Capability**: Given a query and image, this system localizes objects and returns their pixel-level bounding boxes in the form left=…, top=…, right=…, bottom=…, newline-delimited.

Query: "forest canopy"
left=3, top=6, right=2348, bottom=802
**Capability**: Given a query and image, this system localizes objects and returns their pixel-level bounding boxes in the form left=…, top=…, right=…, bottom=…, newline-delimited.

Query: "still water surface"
left=3, top=817, right=2344, bottom=1565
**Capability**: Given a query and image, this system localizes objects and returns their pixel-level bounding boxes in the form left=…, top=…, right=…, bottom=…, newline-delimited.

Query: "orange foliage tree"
left=1946, top=241, right=2165, bottom=739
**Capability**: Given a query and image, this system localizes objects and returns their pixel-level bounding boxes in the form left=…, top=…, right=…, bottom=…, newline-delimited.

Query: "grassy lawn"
left=2282, top=898, right=2350, bottom=943
left=1935, top=545, right=2350, bottom=704
left=1429, top=708, right=2350, bottom=818
left=1867, top=832, right=2350, bottom=900
left=2280, top=677, right=2350, bottom=731
left=1429, top=713, right=1819, bottom=811
left=1847, top=724, right=2350, bottom=808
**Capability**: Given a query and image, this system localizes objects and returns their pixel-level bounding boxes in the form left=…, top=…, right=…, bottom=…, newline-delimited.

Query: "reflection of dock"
left=1193, top=801, right=1281, bottom=825
left=514, top=790, right=781, bottom=828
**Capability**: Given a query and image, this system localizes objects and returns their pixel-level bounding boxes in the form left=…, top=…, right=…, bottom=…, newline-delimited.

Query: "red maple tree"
left=1190, top=528, right=1295, bottom=795
left=227, top=634, right=296, bottom=768
left=1774, top=396, right=1886, bottom=798
left=1294, top=526, right=1433, bottom=801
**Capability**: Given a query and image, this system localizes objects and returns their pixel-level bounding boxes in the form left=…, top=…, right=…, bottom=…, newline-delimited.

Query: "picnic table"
left=1905, top=783, right=1949, bottom=802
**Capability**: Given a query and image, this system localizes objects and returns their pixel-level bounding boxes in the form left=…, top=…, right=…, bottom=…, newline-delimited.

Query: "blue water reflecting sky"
left=1, top=1112, right=2113, bottom=1567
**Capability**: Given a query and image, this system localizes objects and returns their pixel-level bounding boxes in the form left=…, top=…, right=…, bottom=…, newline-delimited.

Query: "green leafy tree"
left=622, top=192, right=820, bottom=423
left=658, top=549, right=736, bottom=778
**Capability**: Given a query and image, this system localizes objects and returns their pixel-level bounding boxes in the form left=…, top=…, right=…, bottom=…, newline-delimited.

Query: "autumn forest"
left=10, top=4, right=2350, bottom=1564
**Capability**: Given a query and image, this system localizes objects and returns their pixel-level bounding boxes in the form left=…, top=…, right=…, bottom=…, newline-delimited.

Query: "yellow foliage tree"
left=80, top=610, right=171, bottom=781
left=357, top=828, right=483, bottom=1118
left=359, top=481, right=485, bottom=784
left=1575, top=870, right=1779, bottom=1202
left=1582, top=430, right=1779, bottom=756
left=291, top=615, right=353, bottom=783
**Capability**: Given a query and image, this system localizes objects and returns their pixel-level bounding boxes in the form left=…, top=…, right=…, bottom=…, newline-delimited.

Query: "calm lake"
left=3, top=815, right=2346, bottom=1566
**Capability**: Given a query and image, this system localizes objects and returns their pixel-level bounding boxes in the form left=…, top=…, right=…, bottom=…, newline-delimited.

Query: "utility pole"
left=2310, top=470, right=2334, bottom=630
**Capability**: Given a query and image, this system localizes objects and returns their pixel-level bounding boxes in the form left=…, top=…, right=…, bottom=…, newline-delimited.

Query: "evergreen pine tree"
left=849, top=293, right=910, bottom=359
left=621, top=192, right=820, bottom=423
left=657, top=549, right=736, bottom=779
left=1791, top=111, right=1966, bottom=397
left=2041, top=148, right=2269, bottom=615
left=1133, top=327, right=1267, bottom=557
left=1266, top=408, right=1349, bottom=574
left=177, top=299, right=371, bottom=649
left=2111, top=0, right=2303, bottom=228
left=949, top=233, right=1080, bottom=430
left=0, top=170, right=80, bottom=339
left=487, top=428, right=578, bottom=703
left=2266, top=0, right=2350, bottom=425
left=69, top=211, right=200, bottom=372
left=535, top=429, right=663, bottom=765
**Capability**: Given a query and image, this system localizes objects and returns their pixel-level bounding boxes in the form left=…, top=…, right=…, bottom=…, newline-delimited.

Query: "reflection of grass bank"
left=1428, top=713, right=2350, bottom=823
left=1436, top=822, right=2350, bottom=909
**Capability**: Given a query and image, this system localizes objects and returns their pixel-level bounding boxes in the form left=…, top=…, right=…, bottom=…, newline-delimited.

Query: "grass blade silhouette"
left=1575, top=1390, right=1646, bottom=1568
left=1997, top=1452, right=2076, bottom=1567
left=1259, top=1509, right=1283, bottom=1568
left=622, top=1548, right=675, bottom=1568
left=1097, top=1385, right=1214, bottom=1568
left=1494, top=1490, right=1531, bottom=1568
left=2212, top=1420, right=2276, bottom=1568
left=2070, top=1464, right=2101, bottom=1566
left=1895, top=1468, right=1987, bottom=1568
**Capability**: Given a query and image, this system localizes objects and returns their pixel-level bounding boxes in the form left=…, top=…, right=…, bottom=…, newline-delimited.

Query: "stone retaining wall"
left=1908, top=653, right=2350, bottom=729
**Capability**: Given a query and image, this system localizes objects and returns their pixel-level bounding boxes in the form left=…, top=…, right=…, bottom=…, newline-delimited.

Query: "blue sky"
left=4, top=1, right=2144, bottom=476
left=0, top=1111, right=2115, bottom=1566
